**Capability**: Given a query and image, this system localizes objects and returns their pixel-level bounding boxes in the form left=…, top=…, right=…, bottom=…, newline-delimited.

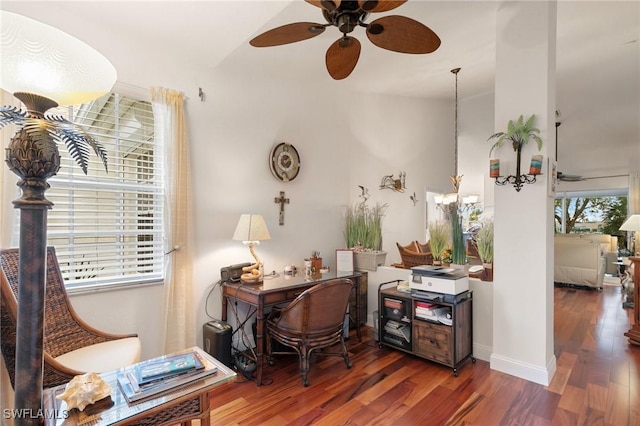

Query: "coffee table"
left=43, top=346, right=236, bottom=425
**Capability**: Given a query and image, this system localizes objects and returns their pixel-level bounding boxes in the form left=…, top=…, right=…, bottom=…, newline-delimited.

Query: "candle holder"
left=493, top=145, right=541, bottom=192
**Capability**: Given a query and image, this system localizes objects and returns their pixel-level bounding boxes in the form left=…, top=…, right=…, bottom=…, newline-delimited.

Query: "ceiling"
left=2, top=1, right=639, bottom=183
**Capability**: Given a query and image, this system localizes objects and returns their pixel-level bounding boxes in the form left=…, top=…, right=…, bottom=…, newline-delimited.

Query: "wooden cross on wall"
left=274, top=191, right=289, bottom=225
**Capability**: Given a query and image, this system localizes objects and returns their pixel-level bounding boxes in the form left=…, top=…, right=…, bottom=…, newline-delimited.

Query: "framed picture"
left=548, top=158, right=557, bottom=198
left=335, top=249, right=354, bottom=272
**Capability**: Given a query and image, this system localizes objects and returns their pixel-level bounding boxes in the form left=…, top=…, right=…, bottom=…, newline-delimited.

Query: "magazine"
left=117, top=351, right=217, bottom=403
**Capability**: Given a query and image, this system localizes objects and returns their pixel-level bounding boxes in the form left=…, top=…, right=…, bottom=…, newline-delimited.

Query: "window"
left=554, top=190, right=628, bottom=249
left=44, top=92, right=164, bottom=290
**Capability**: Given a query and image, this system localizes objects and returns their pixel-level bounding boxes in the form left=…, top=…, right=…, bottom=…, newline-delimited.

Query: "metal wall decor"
left=379, top=171, right=406, bottom=192
left=410, top=192, right=418, bottom=207
left=274, top=191, right=289, bottom=225
left=488, top=114, right=543, bottom=192
left=358, top=185, right=370, bottom=202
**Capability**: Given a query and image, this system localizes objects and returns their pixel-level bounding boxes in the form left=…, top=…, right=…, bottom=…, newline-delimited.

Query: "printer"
left=410, top=265, right=469, bottom=295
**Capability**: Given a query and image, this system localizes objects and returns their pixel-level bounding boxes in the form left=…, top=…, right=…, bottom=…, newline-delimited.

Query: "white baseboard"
left=489, top=352, right=557, bottom=385
left=472, top=343, right=492, bottom=362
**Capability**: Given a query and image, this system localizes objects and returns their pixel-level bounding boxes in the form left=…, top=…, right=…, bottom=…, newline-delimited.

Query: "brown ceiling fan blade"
left=305, top=0, right=341, bottom=11
left=250, top=22, right=326, bottom=47
left=326, top=36, right=361, bottom=80
left=366, top=15, right=441, bottom=54
left=358, top=0, right=406, bottom=13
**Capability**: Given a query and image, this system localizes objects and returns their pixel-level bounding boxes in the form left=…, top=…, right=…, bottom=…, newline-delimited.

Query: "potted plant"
left=428, top=220, right=450, bottom=266
left=345, top=201, right=388, bottom=271
left=449, top=208, right=467, bottom=269
left=473, top=220, right=494, bottom=281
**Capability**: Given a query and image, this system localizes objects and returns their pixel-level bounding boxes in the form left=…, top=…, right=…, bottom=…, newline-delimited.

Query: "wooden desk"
left=221, top=271, right=366, bottom=385
left=43, top=347, right=236, bottom=425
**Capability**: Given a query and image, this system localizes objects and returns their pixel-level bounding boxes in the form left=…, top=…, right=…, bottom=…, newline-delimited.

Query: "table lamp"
left=1, top=10, right=116, bottom=414
left=232, top=214, right=271, bottom=283
left=620, top=214, right=640, bottom=256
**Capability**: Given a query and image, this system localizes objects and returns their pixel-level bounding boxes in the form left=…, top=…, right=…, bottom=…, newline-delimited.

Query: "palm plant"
left=488, top=114, right=542, bottom=157
left=428, top=220, right=450, bottom=262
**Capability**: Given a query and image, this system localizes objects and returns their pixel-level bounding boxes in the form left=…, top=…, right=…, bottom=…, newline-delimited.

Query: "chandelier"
left=434, top=68, right=479, bottom=214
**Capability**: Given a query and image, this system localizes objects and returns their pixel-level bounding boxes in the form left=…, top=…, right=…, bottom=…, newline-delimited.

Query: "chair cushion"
left=54, top=337, right=141, bottom=373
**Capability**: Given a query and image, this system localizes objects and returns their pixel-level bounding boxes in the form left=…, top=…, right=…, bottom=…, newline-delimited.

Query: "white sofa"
left=554, top=235, right=607, bottom=289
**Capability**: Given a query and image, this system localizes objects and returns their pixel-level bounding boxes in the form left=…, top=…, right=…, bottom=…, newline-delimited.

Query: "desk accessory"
left=232, top=214, right=271, bottom=283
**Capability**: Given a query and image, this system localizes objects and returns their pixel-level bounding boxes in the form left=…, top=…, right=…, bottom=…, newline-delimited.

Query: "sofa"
left=554, top=234, right=617, bottom=289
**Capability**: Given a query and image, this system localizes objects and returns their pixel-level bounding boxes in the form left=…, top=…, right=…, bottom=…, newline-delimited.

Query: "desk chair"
left=0, top=247, right=141, bottom=389
left=265, top=278, right=353, bottom=386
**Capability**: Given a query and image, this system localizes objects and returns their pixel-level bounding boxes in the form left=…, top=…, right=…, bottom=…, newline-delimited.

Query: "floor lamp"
left=1, top=11, right=115, bottom=423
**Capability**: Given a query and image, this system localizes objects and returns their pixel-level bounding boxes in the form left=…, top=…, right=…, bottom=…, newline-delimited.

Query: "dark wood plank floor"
left=207, top=285, right=640, bottom=425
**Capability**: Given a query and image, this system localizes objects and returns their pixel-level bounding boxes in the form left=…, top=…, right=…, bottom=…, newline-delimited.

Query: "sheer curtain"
left=0, top=89, right=18, bottom=425
left=151, top=87, right=195, bottom=353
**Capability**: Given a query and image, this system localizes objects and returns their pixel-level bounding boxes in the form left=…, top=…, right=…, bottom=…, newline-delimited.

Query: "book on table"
left=117, top=350, right=217, bottom=403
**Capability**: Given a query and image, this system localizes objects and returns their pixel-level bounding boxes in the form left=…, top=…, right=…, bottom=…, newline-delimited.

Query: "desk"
left=43, top=347, right=235, bottom=425
left=221, top=271, right=366, bottom=385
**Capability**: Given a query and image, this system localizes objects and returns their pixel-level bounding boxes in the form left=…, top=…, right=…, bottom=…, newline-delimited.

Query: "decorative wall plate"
left=269, top=142, right=300, bottom=182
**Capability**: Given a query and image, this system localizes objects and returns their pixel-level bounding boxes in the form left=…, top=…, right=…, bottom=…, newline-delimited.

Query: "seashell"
left=56, top=372, right=112, bottom=411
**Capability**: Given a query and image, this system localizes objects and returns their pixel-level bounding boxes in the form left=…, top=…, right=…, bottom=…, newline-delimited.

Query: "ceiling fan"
left=249, top=0, right=441, bottom=80
left=555, top=116, right=585, bottom=182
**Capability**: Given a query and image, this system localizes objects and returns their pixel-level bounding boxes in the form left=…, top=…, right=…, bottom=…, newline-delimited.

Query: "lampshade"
left=232, top=214, right=271, bottom=242
left=1, top=11, right=117, bottom=106
left=462, top=194, right=479, bottom=205
left=620, top=214, right=640, bottom=232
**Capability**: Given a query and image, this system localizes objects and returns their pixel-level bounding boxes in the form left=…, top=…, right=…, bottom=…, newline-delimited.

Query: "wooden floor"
left=207, top=285, right=640, bottom=425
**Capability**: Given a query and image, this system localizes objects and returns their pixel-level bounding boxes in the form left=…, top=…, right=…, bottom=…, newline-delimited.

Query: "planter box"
left=354, top=251, right=387, bottom=272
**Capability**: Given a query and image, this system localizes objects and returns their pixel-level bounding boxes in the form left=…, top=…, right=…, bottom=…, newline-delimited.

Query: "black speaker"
left=203, top=320, right=232, bottom=368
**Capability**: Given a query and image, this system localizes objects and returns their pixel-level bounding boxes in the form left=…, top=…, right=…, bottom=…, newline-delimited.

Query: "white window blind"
left=45, top=92, right=164, bottom=289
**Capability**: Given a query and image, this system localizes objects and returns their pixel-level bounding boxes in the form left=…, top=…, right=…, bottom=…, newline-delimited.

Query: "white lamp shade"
left=232, top=214, right=271, bottom=242
left=620, top=214, right=640, bottom=232
left=1, top=11, right=117, bottom=106
left=463, top=194, right=479, bottom=205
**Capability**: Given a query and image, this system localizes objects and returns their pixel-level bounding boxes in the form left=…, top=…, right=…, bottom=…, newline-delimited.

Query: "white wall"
left=3, top=1, right=630, bottom=386
left=1, top=2, right=457, bottom=361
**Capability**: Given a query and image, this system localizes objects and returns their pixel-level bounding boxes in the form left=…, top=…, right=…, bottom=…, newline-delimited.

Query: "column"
left=490, top=1, right=557, bottom=385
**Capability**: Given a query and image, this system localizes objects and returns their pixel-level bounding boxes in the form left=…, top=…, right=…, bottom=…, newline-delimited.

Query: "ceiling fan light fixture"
left=360, top=0, right=378, bottom=12
left=337, top=13, right=358, bottom=34
left=321, top=0, right=340, bottom=11
left=367, top=23, right=384, bottom=35
left=252, top=0, right=439, bottom=79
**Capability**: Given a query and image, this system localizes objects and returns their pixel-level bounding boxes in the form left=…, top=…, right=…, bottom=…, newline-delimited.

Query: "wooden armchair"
left=265, top=278, right=353, bottom=386
left=0, top=247, right=141, bottom=389
left=396, top=242, right=434, bottom=269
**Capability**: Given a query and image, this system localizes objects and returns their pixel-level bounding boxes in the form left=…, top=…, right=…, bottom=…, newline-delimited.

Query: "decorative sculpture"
left=56, top=373, right=112, bottom=411
left=358, top=185, right=370, bottom=202
left=379, top=172, right=406, bottom=192
left=410, top=192, right=418, bottom=207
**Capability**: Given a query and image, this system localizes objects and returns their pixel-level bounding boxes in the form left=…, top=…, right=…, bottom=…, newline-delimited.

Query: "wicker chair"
left=0, top=247, right=141, bottom=389
left=396, top=242, right=434, bottom=269
left=416, top=241, right=431, bottom=253
left=265, top=278, right=353, bottom=386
